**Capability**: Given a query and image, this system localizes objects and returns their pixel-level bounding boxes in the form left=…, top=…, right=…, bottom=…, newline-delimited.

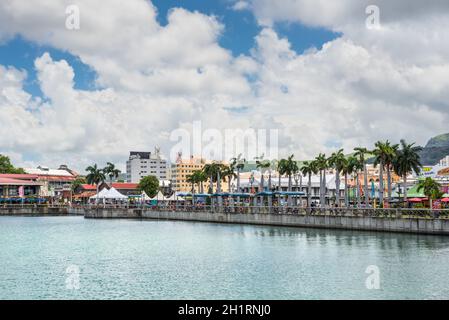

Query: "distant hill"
left=419, top=133, right=449, bottom=165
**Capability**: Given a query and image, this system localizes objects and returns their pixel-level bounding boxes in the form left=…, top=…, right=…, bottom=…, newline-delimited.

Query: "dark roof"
left=129, top=151, right=151, bottom=159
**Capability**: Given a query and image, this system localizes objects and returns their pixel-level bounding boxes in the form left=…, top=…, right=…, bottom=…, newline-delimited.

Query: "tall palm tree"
left=202, top=162, right=221, bottom=194
left=328, top=149, right=346, bottom=207
left=276, top=159, right=285, bottom=192
left=315, top=153, right=328, bottom=207
left=230, top=155, right=245, bottom=193
left=279, top=155, right=299, bottom=206
left=417, top=177, right=442, bottom=209
left=186, top=173, right=197, bottom=203
left=300, top=160, right=318, bottom=208
left=354, top=147, right=372, bottom=206
left=222, top=164, right=237, bottom=193
left=373, top=141, right=396, bottom=206
left=385, top=143, right=399, bottom=201
left=256, top=160, right=271, bottom=206
left=103, top=162, right=121, bottom=184
left=191, top=170, right=207, bottom=194
left=85, top=164, right=106, bottom=204
left=341, top=156, right=358, bottom=207
left=393, top=139, right=423, bottom=204
left=256, top=160, right=271, bottom=191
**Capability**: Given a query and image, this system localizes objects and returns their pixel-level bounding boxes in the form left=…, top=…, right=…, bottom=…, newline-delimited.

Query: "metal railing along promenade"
left=2, top=203, right=449, bottom=219
left=152, top=205, right=449, bottom=219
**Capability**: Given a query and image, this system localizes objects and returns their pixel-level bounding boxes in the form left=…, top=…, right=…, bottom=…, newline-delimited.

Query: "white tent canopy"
left=90, top=187, right=127, bottom=200
left=165, top=193, right=185, bottom=201
left=149, top=191, right=165, bottom=201
left=89, top=187, right=109, bottom=200
left=105, top=187, right=128, bottom=200
left=141, top=192, right=152, bottom=201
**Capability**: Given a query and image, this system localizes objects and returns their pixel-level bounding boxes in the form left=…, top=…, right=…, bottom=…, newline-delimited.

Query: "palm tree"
left=256, top=160, right=271, bottom=191
left=328, top=149, right=346, bottom=207
left=275, top=159, right=285, bottom=192
left=256, top=160, right=271, bottom=206
left=222, top=164, right=237, bottom=193
left=202, top=162, right=221, bottom=194
left=71, top=176, right=86, bottom=192
left=373, top=141, right=396, bottom=207
left=341, top=156, right=357, bottom=207
left=85, top=164, right=106, bottom=204
left=300, top=160, right=318, bottom=208
left=417, top=177, right=442, bottom=209
left=187, top=170, right=204, bottom=204
left=385, top=143, right=399, bottom=201
left=278, top=155, right=298, bottom=206
left=197, top=170, right=207, bottom=194
left=186, top=173, right=197, bottom=204
left=315, top=153, right=328, bottom=207
left=230, top=155, right=245, bottom=193
left=354, top=147, right=372, bottom=206
left=103, top=162, right=121, bottom=184
left=343, top=156, right=363, bottom=207
left=393, top=139, right=423, bottom=204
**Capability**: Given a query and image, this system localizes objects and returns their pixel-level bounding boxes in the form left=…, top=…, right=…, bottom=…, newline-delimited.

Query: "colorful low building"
left=24, top=165, right=78, bottom=199
left=73, top=184, right=97, bottom=203
left=0, top=174, right=42, bottom=199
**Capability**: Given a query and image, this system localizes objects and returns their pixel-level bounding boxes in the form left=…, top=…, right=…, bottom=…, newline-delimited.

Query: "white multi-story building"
left=439, top=155, right=449, bottom=167
left=126, top=148, right=168, bottom=183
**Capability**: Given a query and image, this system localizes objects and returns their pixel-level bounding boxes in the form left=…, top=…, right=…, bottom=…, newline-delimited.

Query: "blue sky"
left=0, top=0, right=339, bottom=98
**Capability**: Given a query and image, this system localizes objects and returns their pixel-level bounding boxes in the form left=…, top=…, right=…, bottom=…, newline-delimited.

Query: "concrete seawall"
left=84, top=208, right=449, bottom=236
left=0, top=207, right=82, bottom=216
left=3, top=207, right=449, bottom=235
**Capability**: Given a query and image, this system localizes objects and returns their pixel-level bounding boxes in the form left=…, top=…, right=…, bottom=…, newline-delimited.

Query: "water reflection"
left=250, top=225, right=449, bottom=248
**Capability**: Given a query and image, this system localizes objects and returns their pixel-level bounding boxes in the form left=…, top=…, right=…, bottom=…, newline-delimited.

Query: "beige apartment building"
left=171, top=156, right=229, bottom=193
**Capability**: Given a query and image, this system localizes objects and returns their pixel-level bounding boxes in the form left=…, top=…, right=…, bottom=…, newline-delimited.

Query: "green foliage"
left=0, top=154, right=26, bottom=174
left=71, top=176, right=87, bottom=191
left=230, top=155, right=245, bottom=171
left=354, top=147, right=372, bottom=164
left=341, top=156, right=361, bottom=176
left=221, top=165, right=237, bottom=183
left=85, top=164, right=106, bottom=186
left=417, top=177, right=442, bottom=200
left=138, top=175, right=159, bottom=198
left=393, top=139, right=423, bottom=177
left=328, top=149, right=346, bottom=172
left=202, top=162, right=224, bottom=183
left=278, top=154, right=298, bottom=176
left=314, top=153, right=328, bottom=171
left=373, top=140, right=398, bottom=169
left=300, top=160, right=318, bottom=176
left=103, top=162, right=121, bottom=181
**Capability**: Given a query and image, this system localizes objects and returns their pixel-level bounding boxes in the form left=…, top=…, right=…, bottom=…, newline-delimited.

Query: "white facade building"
left=126, top=148, right=168, bottom=183
left=439, top=155, right=449, bottom=167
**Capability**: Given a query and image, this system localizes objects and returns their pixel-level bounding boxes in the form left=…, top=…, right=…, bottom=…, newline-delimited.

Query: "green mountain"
left=419, top=133, right=449, bottom=165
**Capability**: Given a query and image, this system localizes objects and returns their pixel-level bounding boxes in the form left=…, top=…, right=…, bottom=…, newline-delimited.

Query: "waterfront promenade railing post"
left=2, top=203, right=449, bottom=220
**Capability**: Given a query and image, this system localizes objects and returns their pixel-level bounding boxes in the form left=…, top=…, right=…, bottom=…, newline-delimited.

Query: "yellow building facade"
left=171, top=157, right=229, bottom=193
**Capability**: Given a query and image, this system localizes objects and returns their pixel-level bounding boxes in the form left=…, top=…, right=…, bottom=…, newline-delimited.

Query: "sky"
left=1, top=0, right=449, bottom=172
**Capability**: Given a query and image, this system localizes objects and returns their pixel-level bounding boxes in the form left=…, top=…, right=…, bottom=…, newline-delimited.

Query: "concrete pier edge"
left=2, top=207, right=449, bottom=236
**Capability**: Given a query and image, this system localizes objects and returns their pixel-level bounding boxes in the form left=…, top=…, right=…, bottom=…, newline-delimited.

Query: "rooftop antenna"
left=154, top=146, right=161, bottom=159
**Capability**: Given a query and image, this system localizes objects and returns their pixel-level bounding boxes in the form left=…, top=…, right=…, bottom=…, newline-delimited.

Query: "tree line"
left=185, top=139, right=429, bottom=208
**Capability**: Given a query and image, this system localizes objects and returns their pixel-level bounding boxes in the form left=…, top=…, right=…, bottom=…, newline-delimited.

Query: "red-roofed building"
left=80, top=184, right=97, bottom=191
left=24, top=165, right=78, bottom=198
left=0, top=176, right=42, bottom=198
left=0, top=174, right=39, bottom=181
left=99, top=182, right=140, bottom=196
left=73, top=184, right=96, bottom=194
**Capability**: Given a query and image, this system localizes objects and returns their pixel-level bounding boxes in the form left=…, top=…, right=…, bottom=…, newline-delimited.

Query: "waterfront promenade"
left=2, top=204, right=449, bottom=235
